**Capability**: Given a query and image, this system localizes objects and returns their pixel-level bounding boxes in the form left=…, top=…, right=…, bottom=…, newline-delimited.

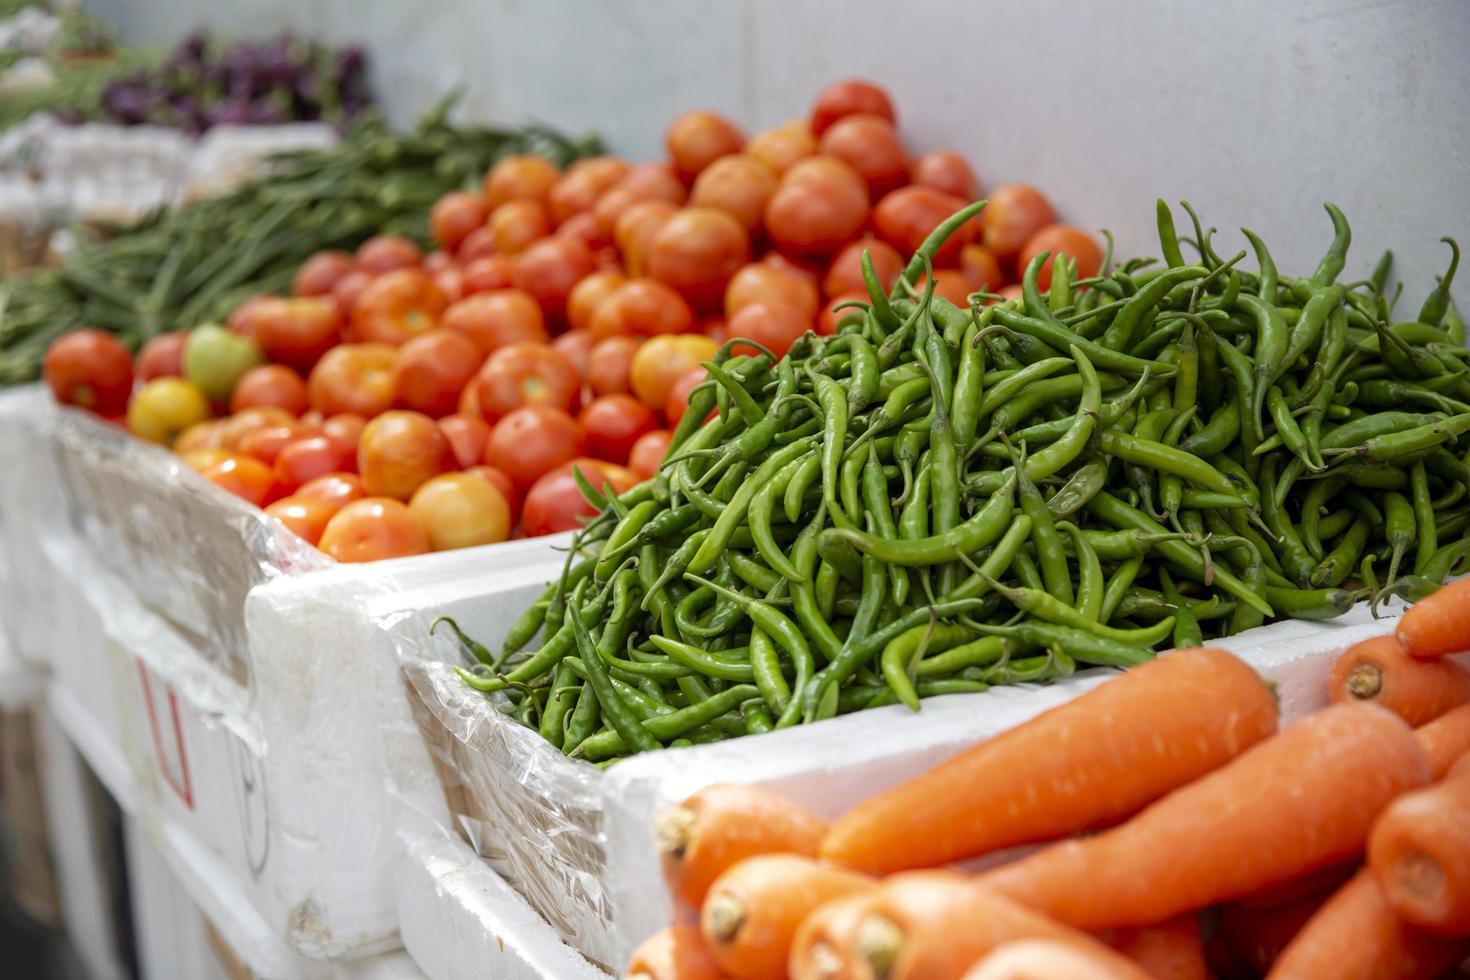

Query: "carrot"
left=1266, top=869, right=1470, bottom=979
left=962, top=939, right=1154, bottom=980
left=627, top=924, right=728, bottom=980
left=658, top=784, right=828, bottom=908
left=789, top=871, right=1145, bottom=980
left=785, top=892, right=878, bottom=980
left=1398, top=576, right=1470, bottom=659
left=1450, top=750, right=1470, bottom=780
left=1105, top=914, right=1207, bottom=980
left=1416, top=703, right=1470, bottom=778
left=1219, top=888, right=1335, bottom=975
left=822, top=648, right=1278, bottom=874
left=977, top=702, right=1431, bottom=931
left=1229, top=862, right=1354, bottom=909
left=700, top=854, right=872, bottom=980
left=1368, top=765, right=1470, bottom=937
left=1328, top=634, right=1470, bottom=725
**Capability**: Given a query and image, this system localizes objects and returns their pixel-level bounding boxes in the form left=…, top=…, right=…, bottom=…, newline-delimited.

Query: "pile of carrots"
left=625, top=578, right=1470, bottom=980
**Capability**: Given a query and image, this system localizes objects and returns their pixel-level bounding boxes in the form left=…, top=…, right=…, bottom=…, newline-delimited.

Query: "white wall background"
left=90, top=0, right=1470, bottom=305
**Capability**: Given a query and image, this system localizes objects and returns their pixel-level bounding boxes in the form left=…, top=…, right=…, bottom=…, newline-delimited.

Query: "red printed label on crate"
left=136, top=659, right=194, bottom=809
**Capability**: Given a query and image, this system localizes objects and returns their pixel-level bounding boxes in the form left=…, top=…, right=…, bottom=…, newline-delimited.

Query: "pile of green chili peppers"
left=440, top=198, right=1469, bottom=763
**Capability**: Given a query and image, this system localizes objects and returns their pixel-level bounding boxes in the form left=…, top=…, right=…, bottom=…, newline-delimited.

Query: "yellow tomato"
left=128, top=377, right=212, bottom=445
left=408, top=473, right=512, bottom=551
left=629, top=334, right=720, bottom=412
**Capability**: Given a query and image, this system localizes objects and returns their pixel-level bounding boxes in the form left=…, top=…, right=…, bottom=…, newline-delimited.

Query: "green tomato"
left=183, top=323, right=264, bottom=403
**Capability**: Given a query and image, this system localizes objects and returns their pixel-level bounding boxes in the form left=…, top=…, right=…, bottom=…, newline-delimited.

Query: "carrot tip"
left=856, top=915, right=903, bottom=978
left=806, top=942, right=846, bottom=980
left=1396, top=850, right=1446, bottom=903
left=703, top=895, right=745, bottom=945
left=1346, top=662, right=1383, bottom=700
left=655, top=805, right=696, bottom=860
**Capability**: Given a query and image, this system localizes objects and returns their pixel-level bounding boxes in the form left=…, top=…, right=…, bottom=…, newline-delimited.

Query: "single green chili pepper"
left=1236, top=294, right=1289, bottom=439
left=642, top=528, right=711, bottom=612
left=1311, top=202, right=1352, bottom=287
left=1263, top=585, right=1357, bottom=621
left=566, top=580, right=658, bottom=753
left=862, top=448, right=909, bottom=604
left=880, top=621, right=983, bottom=711
left=990, top=306, right=1171, bottom=378
left=648, top=635, right=754, bottom=682
left=901, top=200, right=986, bottom=285
left=971, top=620, right=1157, bottom=668
left=944, top=515, right=1033, bottom=602
left=950, top=319, right=986, bottom=448
left=861, top=248, right=898, bottom=330
left=983, top=573, right=1176, bottom=645
left=1420, top=537, right=1470, bottom=584
left=574, top=684, right=762, bottom=760
left=1019, top=250, right=1066, bottom=325
left=1241, top=227, right=1278, bottom=302
left=1099, top=555, right=1142, bottom=623
left=1059, top=520, right=1103, bottom=623
left=1156, top=199, right=1186, bottom=268
left=822, top=472, right=1016, bottom=566
left=748, top=626, right=791, bottom=716
left=1411, top=460, right=1437, bottom=575
left=846, top=333, right=880, bottom=413
left=740, top=699, right=775, bottom=734
left=1100, top=265, right=1209, bottom=351
left=811, top=373, right=854, bottom=529
left=1013, top=441, right=1073, bottom=605
left=1098, top=429, right=1249, bottom=502
left=1046, top=460, right=1109, bottom=520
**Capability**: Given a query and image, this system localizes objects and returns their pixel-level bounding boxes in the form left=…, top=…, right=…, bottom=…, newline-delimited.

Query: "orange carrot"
left=700, top=854, right=872, bottom=980
left=658, top=784, right=828, bottom=908
left=962, top=939, right=1154, bottom=980
left=1266, top=868, right=1470, bottom=979
left=785, top=892, right=878, bottom=980
left=788, top=871, right=1146, bottom=980
left=977, top=702, right=1431, bottom=931
left=1229, top=862, right=1355, bottom=909
left=1105, top=914, right=1207, bottom=980
left=1398, top=576, right=1470, bottom=659
left=822, top=648, right=1278, bottom=874
left=1368, top=765, right=1470, bottom=937
left=627, top=924, right=728, bottom=980
left=1219, top=888, right=1335, bottom=975
left=1328, top=634, right=1470, bottom=725
left=1449, top=751, right=1470, bottom=780
left=1416, top=703, right=1470, bottom=778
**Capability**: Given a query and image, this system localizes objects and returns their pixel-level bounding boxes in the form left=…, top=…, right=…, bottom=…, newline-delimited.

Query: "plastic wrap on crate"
left=180, top=124, right=337, bottom=203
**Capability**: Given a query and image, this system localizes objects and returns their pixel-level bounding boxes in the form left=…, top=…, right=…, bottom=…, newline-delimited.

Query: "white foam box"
left=383, top=559, right=1424, bottom=972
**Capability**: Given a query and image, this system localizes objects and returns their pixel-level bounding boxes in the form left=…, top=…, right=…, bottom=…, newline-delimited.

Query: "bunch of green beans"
left=0, top=98, right=600, bottom=383
left=442, top=199, right=1469, bottom=763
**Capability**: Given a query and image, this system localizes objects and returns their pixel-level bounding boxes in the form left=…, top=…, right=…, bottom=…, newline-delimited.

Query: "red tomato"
left=484, top=155, right=559, bottom=209
left=689, top=155, right=777, bottom=234
left=960, top=243, right=1007, bottom=291
left=551, top=330, right=595, bottom=381
left=630, top=334, right=719, bottom=411
left=666, top=111, right=745, bottom=180
left=521, top=459, right=633, bottom=537
left=727, top=300, right=811, bottom=360
left=220, top=406, right=295, bottom=451
left=351, top=269, right=448, bottom=346
left=819, top=114, right=908, bottom=197
left=456, top=226, right=498, bottom=262
left=462, top=465, right=519, bottom=523
left=432, top=265, right=465, bottom=304
left=460, top=255, right=517, bottom=295
left=648, top=207, right=750, bottom=310
left=265, top=495, right=338, bottom=546
left=628, top=429, right=674, bottom=480
left=307, top=344, right=397, bottom=418
left=237, top=423, right=316, bottom=467
left=547, top=156, right=631, bottom=224
left=423, top=250, right=456, bottom=275
left=409, top=473, right=512, bottom=551
left=663, top=368, right=708, bottom=426
left=819, top=292, right=868, bottom=335
left=587, top=335, right=640, bottom=397
left=555, top=211, right=605, bottom=250
left=764, top=159, right=869, bottom=256
left=872, top=185, right=979, bottom=265
left=430, top=191, right=489, bottom=253
left=322, top=414, right=366, bottom=456
left=745, top=121, right=817, bottom=176
left=275, top=435, right=355, bottom=494
left=394, top=329, right=486, bottom=418
left=318, top=498, right=429, bottom=562
left=135, top=331, right=187, bottom=381
left=911, top=151, right=980, bottom=201
left=474, top=343, right=581, bottom=421
left=230, top=364, right=309, bottom=415
left=438, top=414, right=491, bottom=469
left=293, top=250, right=354, bottom=297
left=441, top=290, right=548, bottom=358
left=514, top=236, right=594, bottom=324
left=485, top=405, right=587, bottom=492
left=357, top=410, right=455, bottom=500
left=594, top=162, right=686, bottom=239
left=1018, top=224, right=1104, bottom=291
left=921, top=268, right=973, bottom=308
left=981, top=185, right=1057, bottom=263
left=228, top=293, right=277, bottom=340
left=579, top=394, right=657, bottom=464
left=567, top=271, right=627, bottom=333
left=200, top=455, right=277, bottom=507
left=588, top=279, right=694, bottom=340
left=356, top=235, right=422, bottom=274
left=296, top=472, right=366, bottom=508
left=810, top=78, right=896, bottom=135
left=614, top=199, right=679, bottom=277
left=249, top=296, right=343, bottom=370
left=43, top=329, right=133, bottom=414
left=487, top=200, right=551, bottom=257
left=823, top=238, right=904, bottom=298
left=332, top=270, right=374, bottom=317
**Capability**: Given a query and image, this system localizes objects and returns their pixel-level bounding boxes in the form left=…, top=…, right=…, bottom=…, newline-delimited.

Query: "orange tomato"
left=588, top=279, right=695, bottom=340
left=819, top=292, right=868, bottom=336
left=547, top=156, right=631, bottom=224
left=663, top=368, right=708, bottom=426
left=237, top=423, right=316, bottom=466
left=727, top=300, right=811, bottom=360
left=318, top=498, right=429, bottom=562
left=648, top=207, right=750, bottom=310
left=745, top=120, right=817, bottom=176
left=180, top=446, right=233, bottom=472
left=567, top=271, right=627, bottom=333
left=293, top=250, right=355, bottom=297
left=764, top=158, right=869, bottom=256
left=485, top=405, right=587, bottom=491
left=265, top=496, right=338, bottom=546
left=628, top=429, right=674, bottom=480
left=911, top=151, right=980, bottom=201
left=174, top=419, right=227, bottom=453
left=429, top=192, right=489, bottom=253
left=307, top=343, right=398, bottom=418
left=1018, top=224, right=1104, bottom=290
left=513, top=236, right=594, bottom=324
left=248, top=295, right=344, bottom=370
left=666, top=110, right=745, bottom=180
left=980, top=184, right=1057, bottom=263
left=587, top=335, right=640, bottom=397
left=725, top=261, right=819, bottom=319
left=43, top=329, right=133, bottom=414
left=555, top=211, right=606, bottom=251
left=394, top=329, right=486, bottom=418
left=135, top=331, right=188, bottom=382
left=474, top=342, right=582, bottom=421
left=960, top=243, right=1007, bottom=291
left=355, top=234, right=422, bottom=274
left=199, top=455, right=277, bottom=507
left=920, top=267, right=973, bottom=308
left=357, top=410, right=455, bottom=500
left=810, top=78, right=896, bottom=135
left=824, top=238, right=904, bottom=298
left=487, top=200, right=552, bottom=256
left=440, top=289, right=548, bottom=356
left=456, top=226, right=498, bottom=262
left=819, top=114, right=908, bottom=197
left=351, top=269, right=448, bottom=346
left=438, top=414, right=491, bottom=469
left=230, top=364, right=309, bottom=416
left=630, top=334, right=720, bottom=410
left=689, top=155, right=777, bottom=234
left=408, top=473, right=512, bottom=551
left=579, top=394, right=658, bottom=464
left=614, top=199, right=679, bottom=277
left=873, top=185, right=979, bottom=265
left=483, top=155, right=559, bottom=209
left=275, top=435, right=355, bottom=494
left=460, top=254, right=517, bottom=295
left=296, top=472, right=366, bottom=508
left=423, top=250, right=456, bottom=275
left=432, top=265, right=465, bottom=304
left=322, top=413, right=366, bottom=456
left=593, top=163, right=687, bottom=241
left=221, top=406, right=296, bottom=451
